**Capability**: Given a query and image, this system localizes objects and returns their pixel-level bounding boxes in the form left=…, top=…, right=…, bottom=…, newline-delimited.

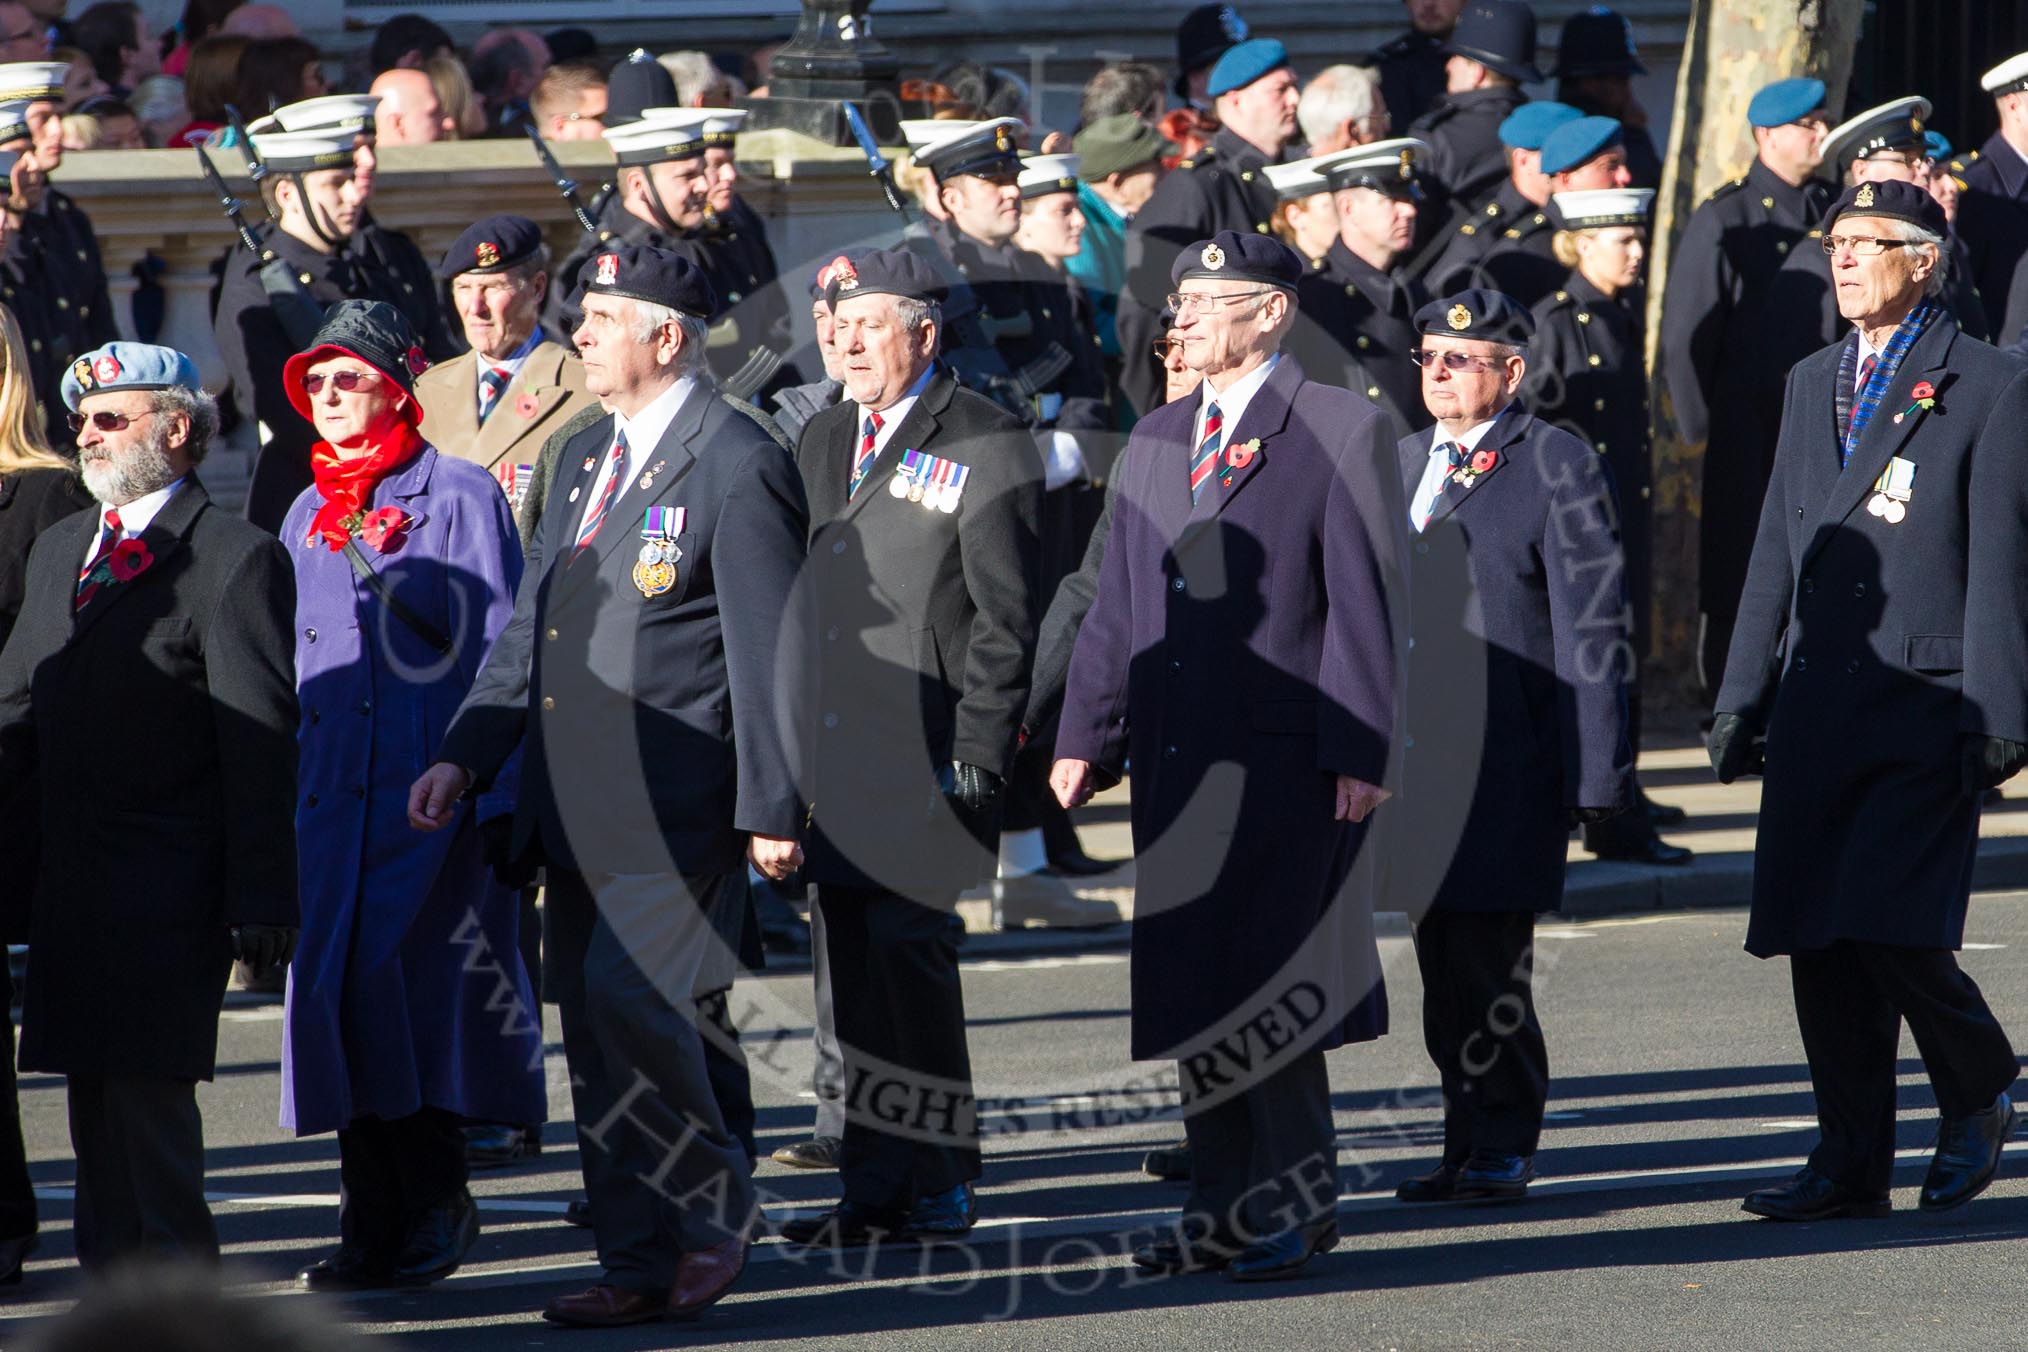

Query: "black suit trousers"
left=66, top=1073, right=214, bottom=1268
left=1791, top=942, right=2017, bottom=1192
left=1414, top=909, right=1549, bottom=1159
left=816, top=884, right=980, bottom=1210
left=0, top=981, right=34, bottom=1242
left=1180, top=1048, right=1337, bottom=1242
left=336, top=1108, right=468, bottom=1259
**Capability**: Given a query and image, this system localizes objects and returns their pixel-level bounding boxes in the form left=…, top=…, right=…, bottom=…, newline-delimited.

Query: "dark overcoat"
left=1948, top=133, right=2028, bottom=342
left=1717, top=320, right=2028, bottom=957
left=1057, top=356, right=1403, bottom=1059
left=1430, top=198, right=1564, bottom=308
left=1409, top=85, right=1528, bottom=247
left=795, top=367, right=1043, bottom=902
left=440, top=380, right=810, bottom=881
left=1291, top=239, right=1432, bottom=441
left=0, top=480, right=299, bottom=1080
left=1389, top=405, right=1633, bottom=917
left=0, top=467, right=92, bottom=645
left=1116, top=129, right=1284, bottom=420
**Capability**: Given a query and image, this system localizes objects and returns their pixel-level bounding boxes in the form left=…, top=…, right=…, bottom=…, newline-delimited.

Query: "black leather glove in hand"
left=1568, top=805, right=1622, bottom=828
left=1960, top=734, right=2028, bottom=796
left=937, top=761, right=1005, bottom=814
left=1707, top=712, right=1765, bottom=783
left=232, top=924, right=298, bottom=979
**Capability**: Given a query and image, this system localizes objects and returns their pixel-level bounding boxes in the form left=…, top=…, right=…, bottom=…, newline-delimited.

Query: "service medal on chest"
left=634, top=504, right=685, bottom=596
left=1866, top=456, right=1916, bottom=525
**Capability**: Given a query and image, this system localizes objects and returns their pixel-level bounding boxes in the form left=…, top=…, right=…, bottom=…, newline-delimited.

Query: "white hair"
left=1297, top=64, right=1381, bottom=148
left=1884, top=216, right=1949, bottom=298
left=657, top=49, right=741, bottom=106
left=628, top=299, right=715, bottom=380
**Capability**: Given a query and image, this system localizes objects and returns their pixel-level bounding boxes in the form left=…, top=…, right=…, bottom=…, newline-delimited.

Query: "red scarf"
left=307, top=418, right=424, bottom=551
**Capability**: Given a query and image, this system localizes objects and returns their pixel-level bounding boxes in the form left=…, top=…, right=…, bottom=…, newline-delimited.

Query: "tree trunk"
left=1643, top=0, right=1867, bottom=710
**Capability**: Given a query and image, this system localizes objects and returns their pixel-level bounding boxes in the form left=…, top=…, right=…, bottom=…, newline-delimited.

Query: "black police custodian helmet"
left=1445, top=0, right=1544, bottom=84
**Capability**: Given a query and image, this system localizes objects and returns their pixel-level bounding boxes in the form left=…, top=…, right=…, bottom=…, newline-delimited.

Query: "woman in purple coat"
left=276, top=301, right=544, bottom=1291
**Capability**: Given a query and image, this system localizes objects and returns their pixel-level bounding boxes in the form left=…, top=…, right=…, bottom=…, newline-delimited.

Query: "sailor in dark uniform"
left=0, top=98, right=64, bottom=434
left=1263, top=149, right=1353, bottom=269
left=1286, top=138, right=1436, bottom=439
left=1655, top=76, right=1831, bottom=690
left=1117, top=37, right=1297, bottom=420
left=2, top=62, right=115, bottom=432
left=697, top=109, right=795, bottom=396
left=1548, top=6, right=1660, bottom=189
left=1367, top=0, right=1464, bottom=128
left=1409, top=0, right=1540, bottom=237
left=545, top=109, right=720, bottom=340
left=1419, top=100, right=1579, bottom=297
left=1459, top=114, right=1630, bottom=310
left=1524, top=188, right=1688, bottom=864
left=1946, top=51, right=2028, bottom=342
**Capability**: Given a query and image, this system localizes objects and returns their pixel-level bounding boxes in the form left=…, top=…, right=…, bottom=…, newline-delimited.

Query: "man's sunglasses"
left=1409, top=349, right=1510, bottom=373
left=66, top=409, right=153, bottom=433
left=302, top=370, right=384, bottom=395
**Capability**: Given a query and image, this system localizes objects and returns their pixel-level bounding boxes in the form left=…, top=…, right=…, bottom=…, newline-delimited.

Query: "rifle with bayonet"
left=194, top=131, right=325, bottom=350
left=524, top=123, right=600, bottom=235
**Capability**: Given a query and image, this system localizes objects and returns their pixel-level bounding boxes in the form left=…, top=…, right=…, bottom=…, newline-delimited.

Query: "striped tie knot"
left=1189, top=401, right=1224, bottom=504
left=850, top=410, right=884, bottom=497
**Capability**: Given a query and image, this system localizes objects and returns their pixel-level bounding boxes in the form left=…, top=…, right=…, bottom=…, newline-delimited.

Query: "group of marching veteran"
left=0, top=0, right=2024, bottom=1331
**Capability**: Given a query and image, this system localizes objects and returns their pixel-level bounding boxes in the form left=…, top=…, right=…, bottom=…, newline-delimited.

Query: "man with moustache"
left=0, top=342, right=298, bottom=1268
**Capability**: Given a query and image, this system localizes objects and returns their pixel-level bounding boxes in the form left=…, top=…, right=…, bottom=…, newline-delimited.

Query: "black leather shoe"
left=1047, top=845, right=1122, bottom=877
left=1640, top=788, right=1688, bottom=826
left=563, top=1197, right=592, bottom=1228
left=0, top=1232, right=33, bottom=1286
left=390, top=1189, right=478, bottom=1285
left=771, top=1135, right=841, bottom=1169
left=1142, top=1141, right=1192, bottom=1180
left=991, top=873, right=1121, bottom=930
left=778, top=1201, right=908, bottom=1248
left=1741, top=1167, right=1891, bottom=1221
left=465, top=1123, right=541, bottom=1169
left=900, top=1183, right=977, bottom=1238
left=1921, top=1093, right=2016, bottom=1212
left=1395, top=1161, right=1464, bottom=1202
left=1584, top=820, right=1694, bottom=865
left=1226, top=1217, right=1339, bottom=1282
left=1451, top=1151, right=1535, bottom=1201
left=1131, top=1232, right=1236, bottom=1274
left=298, top=1246, right=393, bottom=1291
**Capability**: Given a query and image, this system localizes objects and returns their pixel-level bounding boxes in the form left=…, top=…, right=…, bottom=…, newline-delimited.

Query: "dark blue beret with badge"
left=1169, top=229, right=1303, bottom=290
left=577, top=240, right=717, bottom=320
left=1825, top=177, right=1947, bottom=237
left=437, top=214, right=544, bottom=280
left=61, top=341, right=203, bottom=412
left=1415, top=289, right=1537, bottom=346
left=822, top=247, right=950, bottom=309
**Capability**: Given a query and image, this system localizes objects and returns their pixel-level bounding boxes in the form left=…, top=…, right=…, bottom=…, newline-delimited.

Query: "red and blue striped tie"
left=1189, top=401, right=1222, bottom=504
left=573, top=428, right=628, bottom=555
left=849, top=411, right=883, bottom=497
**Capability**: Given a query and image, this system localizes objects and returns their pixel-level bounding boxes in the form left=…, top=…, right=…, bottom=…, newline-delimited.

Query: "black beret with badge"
left=1825, top=177, right=1948, bottom=238
left=1169, top=229, right=1304, bottom=290
left=577, top=240, right=718, bottom=319
left=436, top=214, right=544, bottom=280
left=821, top=247, right=950, bottom=309
left=1414, top=288, right=1537, bottom=345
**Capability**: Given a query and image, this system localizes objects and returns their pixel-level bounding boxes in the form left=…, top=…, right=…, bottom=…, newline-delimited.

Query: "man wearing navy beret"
left=1383, top=288, right=1632, bottom=1205
left=1117, top=38, right=1302, bottom=421
left=1714, top=177, right=2028, bottom=1224
left=1055, top=231, right=1405, bottom=1280
left=415, top=214, right=597, bottom=507
left=0, top=341, right=299, bottom=1269
left=418, top=241, right=810, bottom=1326
left=1657, top=76, right=1831, bottom=692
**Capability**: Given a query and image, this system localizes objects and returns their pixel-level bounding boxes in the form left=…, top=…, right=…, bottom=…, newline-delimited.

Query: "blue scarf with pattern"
left=1836, top=299, right=1942, bottom=467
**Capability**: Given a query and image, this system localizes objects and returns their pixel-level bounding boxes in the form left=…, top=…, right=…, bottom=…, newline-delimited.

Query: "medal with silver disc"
left=1868, top=456, right=1916, bottom=525
left=632, top=504, right=685, bottom=597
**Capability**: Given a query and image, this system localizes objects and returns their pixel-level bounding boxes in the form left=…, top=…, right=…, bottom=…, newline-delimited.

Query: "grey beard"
left=80, top=426, right=178, bottom=507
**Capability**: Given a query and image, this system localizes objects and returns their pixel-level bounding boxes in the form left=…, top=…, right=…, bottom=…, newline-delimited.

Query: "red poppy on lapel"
left=1469, top=448, right=1498, bottom=474
left=515, top=392, right=539, bottom=419
left=106, top=538, right=153, bottom=582
left=358, top=506, right=410, bottom=553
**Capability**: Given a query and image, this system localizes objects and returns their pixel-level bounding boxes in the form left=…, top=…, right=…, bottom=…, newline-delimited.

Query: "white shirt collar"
left=854, top=363, right=937, bottom=458
left=613, top=373, right=698, bottom=476
left=100, top=475, right=186, bottom=536
left=1410, top=416, right=1503, bottom=533
left=1197, top=353, right=1280, bottom=443
left=1430, top=416, right=1501, bottom=455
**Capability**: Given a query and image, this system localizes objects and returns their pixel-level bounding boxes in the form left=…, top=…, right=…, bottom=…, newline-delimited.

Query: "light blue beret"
left=1206, top=38, right=1289, bottom=98
left=61, top=342, right=203, bottom=413
left=1498, top=101, right=1584, bottom=151
left=1747, top=77, right=1827, bottom=129
left=1539, top=114, right=1624, bottom=176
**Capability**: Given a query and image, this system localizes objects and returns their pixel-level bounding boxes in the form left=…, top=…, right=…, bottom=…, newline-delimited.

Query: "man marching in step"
left=1056, top=231, right=1404, bottom=1281
left=1713, top=179, right=2028, bottom=1223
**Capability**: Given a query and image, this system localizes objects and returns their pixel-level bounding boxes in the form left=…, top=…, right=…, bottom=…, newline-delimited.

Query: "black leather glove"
left=479, top=814, right=532, bottom=890
left=1568, top=805, right=1623, bottom=827
left=1707, top=712, right=1765, bottom=783
left=232, top=924, right=298, bottom=980
left=1961, top=734, right=2028, bottom=796
left=937, top=761, right=1005, bottom=814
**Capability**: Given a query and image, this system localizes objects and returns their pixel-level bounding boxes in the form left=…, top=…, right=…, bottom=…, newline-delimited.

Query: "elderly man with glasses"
left=1383, top=288, right=1632, bottom=1207
left=1712, top=178, right=2028, bottom=1223
left=1055, top=231, right=1405, bottom=1281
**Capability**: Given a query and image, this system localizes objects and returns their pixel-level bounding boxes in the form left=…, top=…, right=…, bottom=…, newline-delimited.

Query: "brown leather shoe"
left=669, top=1236, right=747, bottom=1317
left=541, top=1283, right=668, bottom=1327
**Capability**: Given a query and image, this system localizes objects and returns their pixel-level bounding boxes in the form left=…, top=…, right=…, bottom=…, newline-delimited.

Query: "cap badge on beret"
left=94, top=353, right=122, bottom=384
left=1855, top=183, right=1876, bottom=208
left=825, top=254, right=860, bottom=292
left=596, top=253, right=619, bottom=286
left=1201, top=242, right=1225, bottom=270
left=476, top=241, right=500, bottom=269
left=71, top=357, right=94, bottom=391
left=1448, top=304, right=1472, bottom=331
